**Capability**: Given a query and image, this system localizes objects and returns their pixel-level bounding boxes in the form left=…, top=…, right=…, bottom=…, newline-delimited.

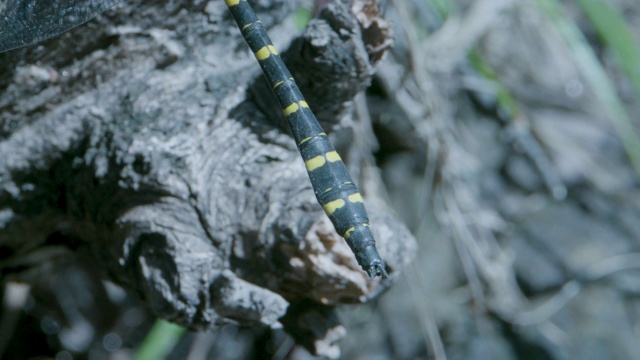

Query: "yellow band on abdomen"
left=323, top=199, right=345, bottom=216
left=348, top=193, right=363, bottom=203
left=305, top=155, right=326, bottom=172
left=325, top=151, right=341, bottom=162
left=283, top=102, right=300, bottom=116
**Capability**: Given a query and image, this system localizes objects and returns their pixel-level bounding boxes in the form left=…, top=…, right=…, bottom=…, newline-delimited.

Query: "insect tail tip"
left=366, top=263, right=389, bottom=280
left=378, top=263, right=389, bottom=279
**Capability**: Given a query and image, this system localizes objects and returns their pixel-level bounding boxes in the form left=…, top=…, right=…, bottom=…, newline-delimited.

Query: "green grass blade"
left=134, top=319, right=186, bottom=360
left=427, top=0, right=453, bottom=18
left=575, top=0, right=640, bottom=100
left=468, top=50, right=520, bottom=120
left=293, top=7, right=312, bottom=31
left=538, top=0, right=640, bottom=177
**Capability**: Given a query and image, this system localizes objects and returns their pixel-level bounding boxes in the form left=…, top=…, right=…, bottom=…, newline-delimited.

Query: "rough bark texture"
left=0, top=0, right=415, bottom=356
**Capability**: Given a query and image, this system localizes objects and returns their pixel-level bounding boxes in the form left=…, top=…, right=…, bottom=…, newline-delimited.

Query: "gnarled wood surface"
left=0, top=0, right=416, bottom=356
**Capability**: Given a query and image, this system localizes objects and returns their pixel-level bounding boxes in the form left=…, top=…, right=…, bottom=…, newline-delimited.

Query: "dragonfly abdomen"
left=226, top=0, right=387, bottom=278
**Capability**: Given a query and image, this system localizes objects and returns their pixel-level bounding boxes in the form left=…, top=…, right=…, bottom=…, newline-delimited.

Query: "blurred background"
left=2, top=0, right=640, bottom=359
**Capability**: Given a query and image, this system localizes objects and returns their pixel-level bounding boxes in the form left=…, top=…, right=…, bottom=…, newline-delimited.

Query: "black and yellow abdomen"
left=226, top=0, right=387, bottom=278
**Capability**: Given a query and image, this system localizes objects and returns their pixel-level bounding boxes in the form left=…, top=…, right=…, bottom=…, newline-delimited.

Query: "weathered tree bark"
left=0, top=0, right=415, bottom=355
